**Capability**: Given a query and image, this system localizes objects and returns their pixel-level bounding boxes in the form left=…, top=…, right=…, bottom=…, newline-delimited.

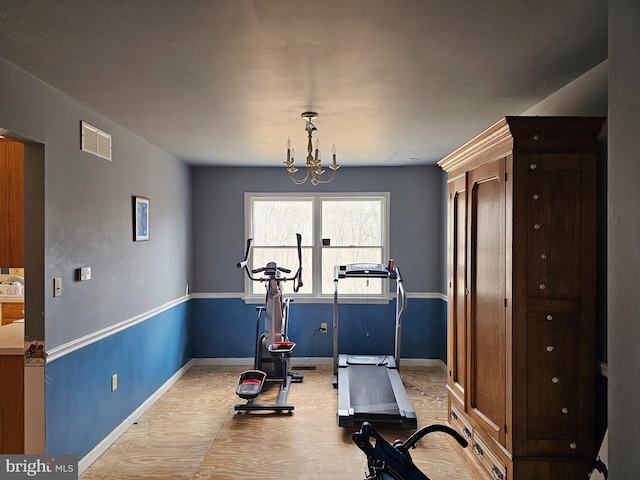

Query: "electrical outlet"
left=320, top=322, right=328, bottom=333
left=111, top=374, right=118, bottom=391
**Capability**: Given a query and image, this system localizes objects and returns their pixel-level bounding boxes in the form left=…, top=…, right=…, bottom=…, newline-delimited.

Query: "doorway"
left=0, top=131, right=45, bottom=453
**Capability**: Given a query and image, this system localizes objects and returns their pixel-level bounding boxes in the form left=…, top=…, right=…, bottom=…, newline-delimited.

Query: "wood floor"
left=81, top=364, right=480, bottom=479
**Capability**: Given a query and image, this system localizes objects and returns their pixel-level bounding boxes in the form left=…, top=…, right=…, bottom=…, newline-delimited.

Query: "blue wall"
left=191, top=297, right=446, bottom=361
left=45, top=302, right=191, bottom=457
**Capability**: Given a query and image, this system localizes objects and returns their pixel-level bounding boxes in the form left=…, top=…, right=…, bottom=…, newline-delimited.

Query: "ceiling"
left=0, top=1, right=607, bottom=167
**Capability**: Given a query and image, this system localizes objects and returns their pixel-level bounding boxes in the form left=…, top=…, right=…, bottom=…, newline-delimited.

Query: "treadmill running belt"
left=348, top=365, right=400, bottom=415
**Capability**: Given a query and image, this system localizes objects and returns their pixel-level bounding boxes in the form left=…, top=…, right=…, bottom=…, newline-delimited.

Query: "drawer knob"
left=491, top=466, right=504, bottom=480
left=473, top=443, right=483, bottom=456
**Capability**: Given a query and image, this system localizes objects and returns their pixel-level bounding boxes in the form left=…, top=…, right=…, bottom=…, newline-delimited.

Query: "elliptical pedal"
left=236, top=370, right=267, bottom=400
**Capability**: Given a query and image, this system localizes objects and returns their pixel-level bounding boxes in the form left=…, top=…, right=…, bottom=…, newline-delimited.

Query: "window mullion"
left=313, top=197, right=323, bottom=297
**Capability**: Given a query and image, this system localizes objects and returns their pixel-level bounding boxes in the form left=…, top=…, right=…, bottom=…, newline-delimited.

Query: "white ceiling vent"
left=81, top=121, right=112, bottom=161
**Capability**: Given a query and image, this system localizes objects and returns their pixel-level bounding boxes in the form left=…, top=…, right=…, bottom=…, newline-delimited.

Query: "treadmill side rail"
left=387, top=368, right=418, bottom=429
left=337, top=365, right=355, bottom=427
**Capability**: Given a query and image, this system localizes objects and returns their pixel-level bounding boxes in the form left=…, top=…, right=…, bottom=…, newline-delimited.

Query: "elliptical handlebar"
left=249, top=266, right=290, bottom=274
left=237, top=234, right=304, bottom=290
left=292, top=233, right=303, bottom=292
left=236, top=237, right=252, bottom=271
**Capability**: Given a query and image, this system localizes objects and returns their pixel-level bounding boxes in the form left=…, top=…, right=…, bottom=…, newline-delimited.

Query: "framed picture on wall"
left=133, top=196, right=150, bottom=241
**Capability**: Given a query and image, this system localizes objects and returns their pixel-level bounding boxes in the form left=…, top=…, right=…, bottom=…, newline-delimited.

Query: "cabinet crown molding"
left=438, top=116, right=605, bottom=175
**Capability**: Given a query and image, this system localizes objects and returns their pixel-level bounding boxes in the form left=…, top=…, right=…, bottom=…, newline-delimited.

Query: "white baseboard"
left=78, top=359, right=194, bottom=476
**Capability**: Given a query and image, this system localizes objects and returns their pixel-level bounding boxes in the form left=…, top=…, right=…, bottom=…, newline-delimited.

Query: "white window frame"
left=244, top=192, right=391, bottom=302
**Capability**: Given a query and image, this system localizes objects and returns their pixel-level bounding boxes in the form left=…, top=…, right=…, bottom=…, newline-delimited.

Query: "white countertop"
left=0, top=295, right=24, bottom=303
left=0, top=321, right=24, bottom=355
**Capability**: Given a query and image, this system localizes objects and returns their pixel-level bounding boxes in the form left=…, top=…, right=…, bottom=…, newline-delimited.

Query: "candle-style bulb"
left=287, top=137, right=292, bottom=149
left=331, top=143, right=338, bottom=170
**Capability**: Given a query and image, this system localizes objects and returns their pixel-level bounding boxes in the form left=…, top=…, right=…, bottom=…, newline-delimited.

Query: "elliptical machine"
left=234, top=233, right=304, bottom=414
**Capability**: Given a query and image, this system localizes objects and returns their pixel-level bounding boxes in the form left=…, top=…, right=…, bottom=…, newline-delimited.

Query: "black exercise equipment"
left=234, top=234, right=304, bottom=414
left=332, top=262, right=417, bottom=428
left=353, top=421, right=468, bottom=480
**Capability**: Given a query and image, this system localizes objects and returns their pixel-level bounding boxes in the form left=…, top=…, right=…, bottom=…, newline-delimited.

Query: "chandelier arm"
left=288, top=170, right=310, bottom=185
left=310, top=168, right=338, bottom=184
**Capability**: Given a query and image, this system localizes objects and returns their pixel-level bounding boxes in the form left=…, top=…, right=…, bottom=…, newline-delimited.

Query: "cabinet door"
left=0, top=354, right=24, bottom=453
left=0, top=139, right=24, bottom=267
left=512, top=153, right=596, bottom=457
left=467, top=157, right=506, bottom=445
left=447, top=175, right=467, bottom=403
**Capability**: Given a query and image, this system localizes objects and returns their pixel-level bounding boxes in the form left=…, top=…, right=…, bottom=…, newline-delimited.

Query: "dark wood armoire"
left=438, top=116, right=605, bottom=480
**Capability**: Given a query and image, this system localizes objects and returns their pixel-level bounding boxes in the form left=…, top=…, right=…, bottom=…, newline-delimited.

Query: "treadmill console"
left=338, top=263, right=394, bottom=278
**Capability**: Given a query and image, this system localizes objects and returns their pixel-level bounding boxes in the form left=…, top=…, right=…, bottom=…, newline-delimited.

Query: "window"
left=245, top=193, right=389, bottom=299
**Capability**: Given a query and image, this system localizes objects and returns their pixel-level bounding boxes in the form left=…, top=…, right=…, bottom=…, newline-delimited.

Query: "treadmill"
left=332, top=263, right=417, bottom=429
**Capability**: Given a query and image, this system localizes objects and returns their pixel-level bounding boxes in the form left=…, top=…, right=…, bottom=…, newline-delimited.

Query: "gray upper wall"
left=191, top=165, right=446, bottom=294
left=0, top=58, right=192, bottom=349
left=608, top=1, right=640, bottom=476
left=522, top=59, right=608, bottom=116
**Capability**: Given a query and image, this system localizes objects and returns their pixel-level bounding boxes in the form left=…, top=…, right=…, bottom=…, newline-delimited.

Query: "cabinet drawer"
left=450, top=402, right=473, bottom=443
left=472, top=431, right=507, bottom=480
left=1, top=302, right=24, bottom=325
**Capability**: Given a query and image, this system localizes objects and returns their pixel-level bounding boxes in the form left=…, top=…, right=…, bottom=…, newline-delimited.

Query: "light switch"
left=54, top=277, right=62, bottom=297
left=79, top=267, right=91, bottom=281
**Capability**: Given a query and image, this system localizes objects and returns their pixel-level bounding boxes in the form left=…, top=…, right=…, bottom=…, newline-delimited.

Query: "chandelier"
left=284, top=112, right=340, bottom=185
